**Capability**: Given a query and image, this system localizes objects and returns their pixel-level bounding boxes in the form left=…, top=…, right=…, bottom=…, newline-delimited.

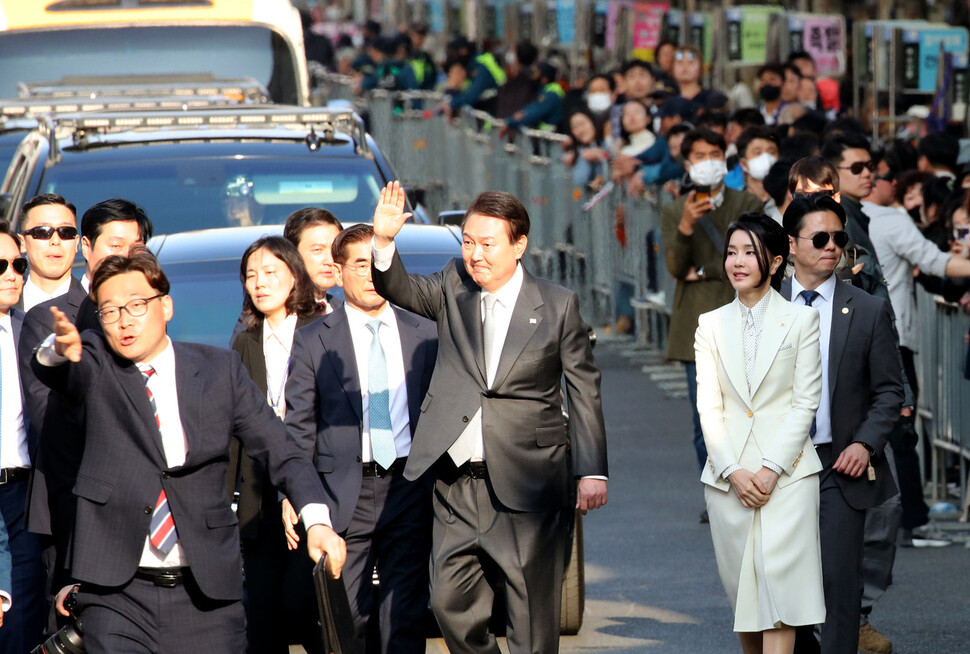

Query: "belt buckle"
left=0, top=469, right=7, bottom=485
left=155, top=572, right=180, bottom=588
left=468, top=462, right=487, bottom=479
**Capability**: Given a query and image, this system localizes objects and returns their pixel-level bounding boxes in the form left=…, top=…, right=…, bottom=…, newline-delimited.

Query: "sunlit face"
left=96, top=271, right=172, bottom=364
left=81, top=220, right=144, bottom=277
left=245, top=248, right=296, bottom=324
left=21, top=203, right=78, bottom=283
left=686, top=139, right=725, bottom=166
left=461, top=213, right=527, bottom=293
left=621, top=101, right=650, bottom=134
left=296, top=223, right=341, bottom=297
left=725, top=229, right=769, bottom=293
left=335, top=240, right=386, bottom=315
left=742, top=138, right=779, bottom=164
left=782, top=68, right=800, bottom=103
left=673, top=50, right=701, bottom=85
left=837, top=148, right=874, bottom=202
left=569, top=113, right=597, bottom=146
left=0, top=234, right=25, bottom=312
left=789, top=210, right=844, bottom=278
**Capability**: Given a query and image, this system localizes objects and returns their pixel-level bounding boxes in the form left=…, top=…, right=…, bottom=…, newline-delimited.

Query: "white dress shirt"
left=792, top=274, right=837, bottom=446
left=21, top=276, right=72, bottom=313
left=345, top=303, right=411, bottom=461
left=262, top=315, right=298, bottom=418
left=0, top=312, right=29, bottom=470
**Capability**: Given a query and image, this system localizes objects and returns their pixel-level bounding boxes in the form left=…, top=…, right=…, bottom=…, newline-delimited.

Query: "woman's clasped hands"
left=728, top=467, right=781, bottom=509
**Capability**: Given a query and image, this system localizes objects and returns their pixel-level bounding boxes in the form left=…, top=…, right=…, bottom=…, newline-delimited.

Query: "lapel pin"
left=529, top=318, right=537, bottom=324
left=842, top=307, right=849, bottom=314
left=780, top=321, right=786, bottom=327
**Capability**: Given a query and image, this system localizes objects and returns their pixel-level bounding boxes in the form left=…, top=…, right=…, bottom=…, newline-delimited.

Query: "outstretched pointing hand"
left=50, top=306, right=82, bottom=362
left=372, top=181, right=413, bottom=248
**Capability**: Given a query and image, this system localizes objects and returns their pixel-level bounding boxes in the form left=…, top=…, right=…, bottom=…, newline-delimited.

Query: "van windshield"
left=0, top=25, right=299, bottom=103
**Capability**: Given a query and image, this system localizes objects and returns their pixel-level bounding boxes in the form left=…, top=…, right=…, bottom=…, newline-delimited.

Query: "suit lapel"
left=393, top=306, right=424, bottom=426
left=320, top=309, right=363, bottom=423
left=239, top=330, right=268, bottom=394
left=490, top=270, right=544, bottom=391
left=748, top=292, right=796, bottom=397
left=828, top=281, right=853, bottom=398
left=174, top=345, right=203, bottom=462
left=716, top=302, right=751, bottom=407
left=117, top=359, right=168, bottom=463
left=456, top=275, right=487, bottom=385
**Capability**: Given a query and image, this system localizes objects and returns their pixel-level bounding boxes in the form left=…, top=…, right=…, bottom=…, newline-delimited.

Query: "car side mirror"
left=438, top=210, right=465, bottom=226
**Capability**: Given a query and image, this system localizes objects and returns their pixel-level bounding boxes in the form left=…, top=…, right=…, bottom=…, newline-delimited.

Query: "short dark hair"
left=790, top=112, right=827, bottom=137
left=922, top=176, right=958, bottom=213
left=622, top=59, right=654, bottom=77
left=788, top=156, right=840, bottom=194
left=895, top=170, right=934, bottom=206
left=462, top=191, right=530, bottom=243
left=737, top=126, right=779, bottom=160
left=723, top=212, right=790, bottom=291
left=729, top=108, right=765, bottom=130
left=787, top=51, right=815, bottom=68
left=22, top=193, right=77, bottom=221
left=695, top=113, right=728, bottom=132
left=779, top=133, right=821, bottom=161
left=239, top=236, right=317, bottom=331
left=587, top=73, right=615, bottom=93
left=784, top=63, right=802, bottom=80
left=764, top=159, right=795, bottom=208
left=667, top=123, right=693, bottom=140
left=282, top=208, right=343, bottom=248
left=756, top=63, right=786, bottom=81
left=80, top=198, right=153, bottom=246
left=91, top=245, right=169, bottom=301
left=680, top=129, right=726, bottom=160
left=822, top=117, right=866, bottom=141
left=782, top=194, right=847, bottom=237
left=885, top=138, right=919, bottom=174
left=516, top=41, right=539, bottom=67
left=918, top=132, right=960, bottom=173
left=822, top=132, right=871, bottom=167
left=331, top=223, right=375, bottom=264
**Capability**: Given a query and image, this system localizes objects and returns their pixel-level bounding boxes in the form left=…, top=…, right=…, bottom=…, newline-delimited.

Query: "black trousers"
left=891, top=348, right=930, bottom=530
left=429, top=469, right=565, bottom=654
left=76, top=571, right=245, bottom=654
left=341, top=469, right=432, bottom=654
left=0, top=479, right=48, bottom=654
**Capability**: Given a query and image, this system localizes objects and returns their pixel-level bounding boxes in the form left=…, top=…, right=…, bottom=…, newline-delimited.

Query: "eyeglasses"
left=21, top=225, right=78, bottom=240
left=341, top=260, right=372, bottom=277
left=791, top=189, right=835, bottom=201
left=674, top=50, right=697, bottom=61
left=96, top=294, right=164, bottom=324
left=0, top=258, right=28, bottom=276
left=837, top=160, right=876, bottom=175
left=796, top=230, right=849, bottom=249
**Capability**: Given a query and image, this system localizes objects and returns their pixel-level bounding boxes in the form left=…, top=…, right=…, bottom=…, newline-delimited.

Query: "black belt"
left=814, top=443, right=832, bottom=450
left=362, top=458, right=407, bottom=478
left=0, top=468, right=30, bottom=485
left=458, top=461, right=488, bottom=479
left=135, top=567, right=186, bottom=588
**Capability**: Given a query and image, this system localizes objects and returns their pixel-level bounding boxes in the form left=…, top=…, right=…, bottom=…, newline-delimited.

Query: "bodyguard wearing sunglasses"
left=781, top=195, right=903, bottom=654
left=17, top=194, right=80, bottom=313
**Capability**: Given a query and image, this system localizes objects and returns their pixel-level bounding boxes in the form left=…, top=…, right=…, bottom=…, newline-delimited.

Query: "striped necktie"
left=142, top=367, right=178, bottom=554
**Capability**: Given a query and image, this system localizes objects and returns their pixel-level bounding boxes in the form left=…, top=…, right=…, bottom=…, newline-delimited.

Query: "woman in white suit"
left=694, top=213, right=825, bottom=654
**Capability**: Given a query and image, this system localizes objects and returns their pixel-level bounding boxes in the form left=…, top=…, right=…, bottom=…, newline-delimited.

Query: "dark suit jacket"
left=782, top=277, right=902, bottom=510
left=31, top=332, right=327, bottom=601
left=373, top=253, right=608, bottom=513
left=284, top=304, right=438, bottom=533
left=228, top=313, right=320, bottom=540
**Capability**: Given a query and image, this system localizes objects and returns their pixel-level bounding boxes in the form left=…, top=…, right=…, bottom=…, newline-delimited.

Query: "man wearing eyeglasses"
left=284, top=223, right=437, bottom=654
left=781, top=195, right=903, bottom=654
left=17, top=194, right=80, bottom=313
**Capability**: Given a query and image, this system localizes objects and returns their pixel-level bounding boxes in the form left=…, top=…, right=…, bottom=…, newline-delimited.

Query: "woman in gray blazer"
left=694, top=214, right=825, bottom=654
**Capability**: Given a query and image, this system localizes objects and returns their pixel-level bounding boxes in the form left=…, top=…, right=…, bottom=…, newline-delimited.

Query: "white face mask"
left=689, top=159, right=728, bottom=187
left=587, top=92, right=612, bottom=113
left=743, top=152, right=778, bottom=182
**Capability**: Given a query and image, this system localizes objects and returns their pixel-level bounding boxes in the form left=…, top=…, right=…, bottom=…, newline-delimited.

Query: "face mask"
left=743, top=153, right=778, bottom=181
left=759, top=84, right=781, bottom=102
left=908, top=207, right=922, bottom=222
left=689, top=159, right=728, bottom=187
left=587, top=92, right=612, bottom=113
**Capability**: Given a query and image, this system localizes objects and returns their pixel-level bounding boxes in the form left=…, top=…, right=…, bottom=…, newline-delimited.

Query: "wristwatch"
left=696, top=266, right=704, bottom=280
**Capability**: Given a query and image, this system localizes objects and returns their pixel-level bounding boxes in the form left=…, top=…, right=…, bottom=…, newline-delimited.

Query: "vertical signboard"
left=632, top=2, right=669, bottom=61
left=664, top=8, right=682, bottom=44
left=801, top=16, right=846, bottom=75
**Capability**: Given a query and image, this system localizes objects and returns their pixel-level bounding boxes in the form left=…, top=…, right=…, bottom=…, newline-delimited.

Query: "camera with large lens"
left=31, top=590, right=84, bottom=654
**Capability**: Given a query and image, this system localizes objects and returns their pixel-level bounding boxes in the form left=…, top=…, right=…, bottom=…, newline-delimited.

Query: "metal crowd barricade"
left=916, top=287, right=970, bottom=521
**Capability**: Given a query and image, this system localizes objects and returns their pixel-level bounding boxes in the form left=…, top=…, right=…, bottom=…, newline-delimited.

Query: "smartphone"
left=694, top=184, right=712, bottom=203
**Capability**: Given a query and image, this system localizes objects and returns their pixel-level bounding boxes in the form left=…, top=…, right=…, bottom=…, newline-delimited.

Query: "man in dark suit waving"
left=285, top=223, right=437, bottom=653
left=32, top=248, right=345, bottom=654
left=371, top=182, right=608, bottom=654
left=781, top=195, right=903, bottom=654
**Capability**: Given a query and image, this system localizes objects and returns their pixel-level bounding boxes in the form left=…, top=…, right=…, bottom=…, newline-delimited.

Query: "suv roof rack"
left=46, top=105, right=370, bottom=158
left=1, top=95, right=249, bottom=119
left=18, top=77, right=269, bottom=104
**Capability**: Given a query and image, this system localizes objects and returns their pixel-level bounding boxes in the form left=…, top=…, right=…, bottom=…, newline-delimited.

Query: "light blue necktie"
left=367, top=320, right=396, bottom=469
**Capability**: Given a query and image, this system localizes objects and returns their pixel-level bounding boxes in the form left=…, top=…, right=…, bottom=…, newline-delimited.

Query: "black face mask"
left=908, top=207, right=922, bottom=223
left=759, top=84, right=781, bottom=102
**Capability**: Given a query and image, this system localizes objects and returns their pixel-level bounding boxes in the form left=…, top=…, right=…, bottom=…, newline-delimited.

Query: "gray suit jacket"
left=284, top=304, right=438, bottom=533
left=31, top=332, right=327, bottom=600
left=782, top=277, right=902, bottom=510
left=373, top=253, right=608, bottom=513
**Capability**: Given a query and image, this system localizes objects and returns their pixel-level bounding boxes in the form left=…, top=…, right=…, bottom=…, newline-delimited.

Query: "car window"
left=0, top=26, right=298, bottom=104
left=40, top=157, right=384, bottom=233
left=163, top=259, right=243, bottom=347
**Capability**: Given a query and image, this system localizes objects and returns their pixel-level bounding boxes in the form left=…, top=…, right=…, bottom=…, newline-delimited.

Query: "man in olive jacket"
left=659, top=129, right=763, bottom=482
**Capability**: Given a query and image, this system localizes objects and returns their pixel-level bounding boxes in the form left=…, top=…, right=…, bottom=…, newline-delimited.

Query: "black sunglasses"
left=0, top=257, right=28, bottom=276
left=21, top=225, right=78, bottom=240
left=796, top=230, right=849, bottom=249
left=838, top=160, right=876, bottom=175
